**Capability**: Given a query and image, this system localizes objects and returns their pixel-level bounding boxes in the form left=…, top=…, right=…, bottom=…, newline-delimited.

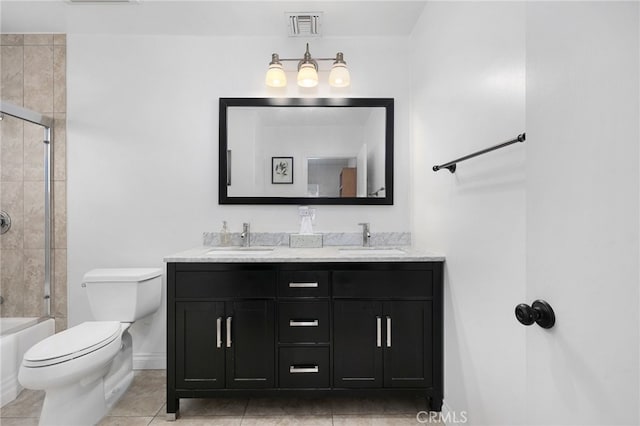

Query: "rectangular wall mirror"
left=219, top=98, right=394, bottom=205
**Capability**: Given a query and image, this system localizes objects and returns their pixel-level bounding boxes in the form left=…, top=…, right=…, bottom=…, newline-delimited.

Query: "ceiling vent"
left=286, top=13, right=322, bottom=37
left=67, top=0, right=140, bottom=3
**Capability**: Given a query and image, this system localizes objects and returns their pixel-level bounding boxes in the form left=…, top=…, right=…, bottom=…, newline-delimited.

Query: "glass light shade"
left=329, top=63, right=351, bottom=88
left=265, top=64, right=287, bottom=88
left=297, top=63, right=318, bottom=88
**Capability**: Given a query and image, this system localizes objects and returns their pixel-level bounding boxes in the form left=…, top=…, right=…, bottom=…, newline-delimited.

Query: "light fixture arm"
left=274, top=43, right=343, bottom=68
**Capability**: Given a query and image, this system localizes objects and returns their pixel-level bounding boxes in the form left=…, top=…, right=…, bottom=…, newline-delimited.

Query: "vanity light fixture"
left=265, top=54, right=287, bottom=88
left=265, top=43, right=350, bottom=88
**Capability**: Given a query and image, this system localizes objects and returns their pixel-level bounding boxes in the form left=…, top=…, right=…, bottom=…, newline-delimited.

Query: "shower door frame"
left=0, top=101, right=53, bottom=317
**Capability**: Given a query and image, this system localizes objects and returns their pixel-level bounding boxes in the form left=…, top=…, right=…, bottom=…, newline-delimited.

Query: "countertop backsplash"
left=202, top=232, right=411, bottom=247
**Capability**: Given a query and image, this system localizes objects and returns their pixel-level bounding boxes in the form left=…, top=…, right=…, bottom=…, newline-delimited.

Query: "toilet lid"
left=23, top=321, right=122, bottom=367
left=83, top=268, right=162, bottom=283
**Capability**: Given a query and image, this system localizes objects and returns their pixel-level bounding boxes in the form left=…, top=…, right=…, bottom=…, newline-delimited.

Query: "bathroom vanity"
left=164, top=247, right=444, bottom=418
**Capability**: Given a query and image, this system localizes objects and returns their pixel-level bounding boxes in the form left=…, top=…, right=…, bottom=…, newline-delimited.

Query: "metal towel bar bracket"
left=433, top=132, right=526, bottom=173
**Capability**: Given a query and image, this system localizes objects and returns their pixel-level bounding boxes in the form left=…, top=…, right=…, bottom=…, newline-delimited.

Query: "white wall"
left=410, top=2, right=526, bottom=424
left=67, top=35, right=411, bottom=365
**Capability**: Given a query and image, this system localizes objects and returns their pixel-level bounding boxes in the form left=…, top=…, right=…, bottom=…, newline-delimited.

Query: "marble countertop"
left=163, top=246, right=445, bottom=263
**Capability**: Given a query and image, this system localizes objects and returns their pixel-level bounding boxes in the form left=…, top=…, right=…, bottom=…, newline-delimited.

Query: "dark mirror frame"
left=219, top=97, right=394, bottom=205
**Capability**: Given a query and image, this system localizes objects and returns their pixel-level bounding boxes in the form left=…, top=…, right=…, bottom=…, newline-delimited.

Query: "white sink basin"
left=207, top=247, right=274, bottom=256
left=338, top=248, right=406, bottom=256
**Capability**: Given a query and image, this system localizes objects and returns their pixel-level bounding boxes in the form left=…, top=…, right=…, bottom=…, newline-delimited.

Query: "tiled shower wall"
left=0, top=34, right=67, bottom=331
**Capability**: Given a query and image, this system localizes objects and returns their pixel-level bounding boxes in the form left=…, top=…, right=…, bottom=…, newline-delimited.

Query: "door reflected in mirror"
left=308, top=157, right=356, bottom=197
left=219, top=98, right=393, bottom=205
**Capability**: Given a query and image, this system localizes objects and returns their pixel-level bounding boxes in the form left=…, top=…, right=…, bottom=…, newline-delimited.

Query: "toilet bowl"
left=18, top=268, right=162, bottom=426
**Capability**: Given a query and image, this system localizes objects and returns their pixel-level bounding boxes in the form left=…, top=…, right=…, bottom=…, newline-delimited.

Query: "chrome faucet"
left=358, top=223, right=371, bottom=247
left=240, top=222, right=250, bottom=247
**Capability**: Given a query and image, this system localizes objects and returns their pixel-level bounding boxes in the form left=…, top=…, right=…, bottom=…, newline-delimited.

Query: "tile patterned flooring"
left=0, top=370, right=443, bottom=425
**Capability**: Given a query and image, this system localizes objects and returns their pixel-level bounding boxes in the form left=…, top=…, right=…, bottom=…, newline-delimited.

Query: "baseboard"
left=133, top=352, right=166, bottom=370
left=0, top=372, right=20, bottom=408
left=442, top=400, right=452, bottom=417
left=439, top=400, right=469, bottom=424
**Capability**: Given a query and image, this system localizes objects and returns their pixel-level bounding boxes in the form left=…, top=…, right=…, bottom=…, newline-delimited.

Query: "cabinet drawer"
left=278, top=302, right=329, bottom=343
left=278, top=271, right=329, bottom=298
left=333, top=270, right=433, bottom=298
left=279, top=347, right=330, bottom=388
left=175, top=270, right=276, bottom=299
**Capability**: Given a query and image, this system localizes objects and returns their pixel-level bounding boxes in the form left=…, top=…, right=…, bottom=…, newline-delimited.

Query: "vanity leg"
left=166, top=396, right=179, bottom=421
left=428, top=395, right=443, bottom=412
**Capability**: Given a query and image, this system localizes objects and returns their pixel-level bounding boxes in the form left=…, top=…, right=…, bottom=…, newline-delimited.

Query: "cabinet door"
left=333, top=300, right=383, bottom=388
left=225, top=300, right=275, bottom=388
left=383, top=301, right=433, bottom=388
left=175, top=301, right=225, bottom=389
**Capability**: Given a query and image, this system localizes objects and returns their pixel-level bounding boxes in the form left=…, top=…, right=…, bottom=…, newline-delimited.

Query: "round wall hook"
left=515, top=299, right=555, bottom=329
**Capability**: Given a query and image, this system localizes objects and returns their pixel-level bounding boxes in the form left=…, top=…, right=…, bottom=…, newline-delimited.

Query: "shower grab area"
left=0, top=101, right=56, bottom=407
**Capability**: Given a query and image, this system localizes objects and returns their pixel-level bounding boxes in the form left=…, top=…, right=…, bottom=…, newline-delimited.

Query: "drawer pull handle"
left=386, top=316, right=392, bottom=348
left=290, top=365, right=319, bottom=374
left=289, top=282, right=319, bottom=288
left=226, top=317, right=232, bottom=348
left=216, top=317, right=222, bottom=349
left=289, top=319, right=319, bottom=327
left=376, top=316, right=382, bottom=348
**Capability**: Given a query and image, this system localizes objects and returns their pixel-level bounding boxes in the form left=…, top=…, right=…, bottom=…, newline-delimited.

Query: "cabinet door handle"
left=386, top=316, right=392, bottom=348
left=226, top=316, right=232, bottom=348
left=216, top=317, right=222, bottom=349
left=376, top=316, right=382, bottom=348
left=289, top=282, right=318, bottom=288
left=289, top=365, right=319, bottom=374
left=289, top=319, right=319, bottom=327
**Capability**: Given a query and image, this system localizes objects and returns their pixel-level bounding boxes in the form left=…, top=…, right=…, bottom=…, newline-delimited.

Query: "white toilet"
left=18, top=268, right=162, bottom=426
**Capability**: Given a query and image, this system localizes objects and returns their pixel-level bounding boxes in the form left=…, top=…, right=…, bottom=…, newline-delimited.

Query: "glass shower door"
left=0, top=112, right=50, bottom=322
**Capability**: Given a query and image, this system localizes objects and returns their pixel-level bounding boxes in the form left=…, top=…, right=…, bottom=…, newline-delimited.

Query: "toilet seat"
left=23, top=321, right=122, bottom=368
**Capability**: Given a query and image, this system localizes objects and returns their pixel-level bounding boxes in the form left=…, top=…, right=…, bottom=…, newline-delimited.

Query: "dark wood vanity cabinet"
left=175, top=300, right=274, bottom=390
left=333, top=269, right=435, bottom=390
left=167, top=261, right=443, bottom=417
left=170, top=265, right=276, bottom=394
left=277, top=270, right=331, bottom=390
left=333, top=300, right=433, bottom=389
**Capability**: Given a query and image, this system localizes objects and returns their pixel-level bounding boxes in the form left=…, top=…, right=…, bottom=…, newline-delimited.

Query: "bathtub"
left=0, top=317, right=55, bottom=407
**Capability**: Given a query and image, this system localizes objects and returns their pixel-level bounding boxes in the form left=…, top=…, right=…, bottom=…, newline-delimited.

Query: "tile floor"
left=0, top=370, right=444, bottom=425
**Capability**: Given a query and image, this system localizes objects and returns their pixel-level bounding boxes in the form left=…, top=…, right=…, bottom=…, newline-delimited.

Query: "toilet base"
left=104, top=329, right=133, bottom=410
left=35, top=328, right=134, bottom=426
left=38, top=370, right=109, bottom=426
left=105, top=369, right=134, bottom=412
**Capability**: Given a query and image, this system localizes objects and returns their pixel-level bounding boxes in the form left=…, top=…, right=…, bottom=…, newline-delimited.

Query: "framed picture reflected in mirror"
left=272, top=157, right=293, bottom=184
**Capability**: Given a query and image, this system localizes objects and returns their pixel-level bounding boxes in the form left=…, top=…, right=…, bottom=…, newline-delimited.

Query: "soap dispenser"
left=220, top=221, right=231, bottom=246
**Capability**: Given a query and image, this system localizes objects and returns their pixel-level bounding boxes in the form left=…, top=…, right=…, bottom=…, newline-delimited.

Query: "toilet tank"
left=83, top=268, right=163, bottom=322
